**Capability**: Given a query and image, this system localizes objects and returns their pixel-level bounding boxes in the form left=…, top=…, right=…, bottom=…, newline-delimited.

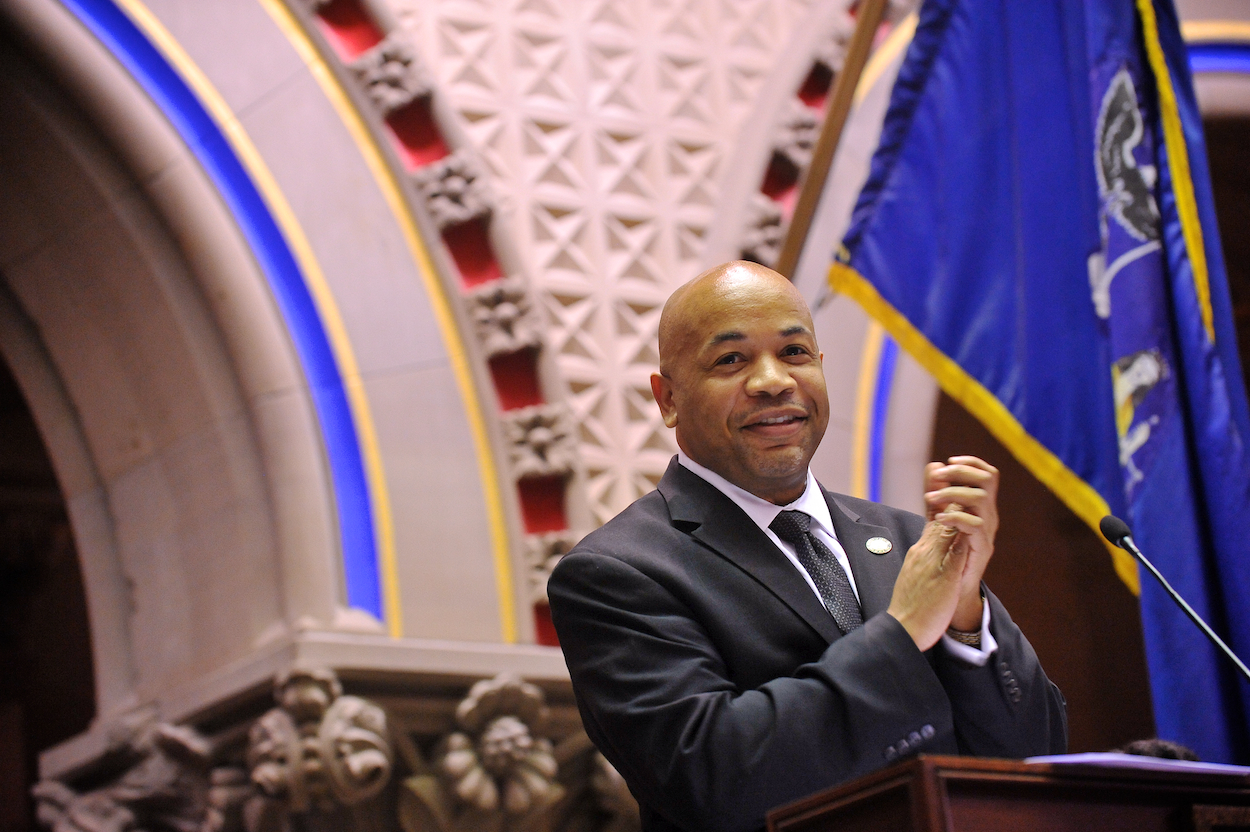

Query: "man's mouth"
left=753, top=415, right=802, bottom=426
left=742, top=412, right=808, bottom=434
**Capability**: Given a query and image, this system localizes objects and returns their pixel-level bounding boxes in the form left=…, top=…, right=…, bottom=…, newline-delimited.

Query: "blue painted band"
left=868, top=336, right=899, bottom=504
left=1188, top=43, right=1250, bottom=76
left=61, top=0, right=383, bottom=617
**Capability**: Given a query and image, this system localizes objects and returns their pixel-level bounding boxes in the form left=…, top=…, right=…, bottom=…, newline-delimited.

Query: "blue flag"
left=833, top=0, right=1250, bottom=762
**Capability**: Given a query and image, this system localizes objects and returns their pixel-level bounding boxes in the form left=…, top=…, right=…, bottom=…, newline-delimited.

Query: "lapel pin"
left=866, top=537, right=892, bottom=555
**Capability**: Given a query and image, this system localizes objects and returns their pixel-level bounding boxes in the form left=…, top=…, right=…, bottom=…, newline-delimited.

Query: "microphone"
left=1101, top=515, right=1250, bottom=685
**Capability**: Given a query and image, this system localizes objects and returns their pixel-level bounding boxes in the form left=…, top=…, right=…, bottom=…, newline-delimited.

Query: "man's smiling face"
left=651, top=261, right=830, bottom=505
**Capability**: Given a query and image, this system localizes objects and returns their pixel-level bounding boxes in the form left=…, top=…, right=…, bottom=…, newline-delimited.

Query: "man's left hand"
left=923, top=455, right=999, bottom=632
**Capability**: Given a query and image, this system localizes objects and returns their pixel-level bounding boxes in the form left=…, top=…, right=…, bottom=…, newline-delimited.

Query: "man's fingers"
left=915, top=512, right=966, bottom=572
left=945, top=532, right=972, bottom=577
left=926, top=490, right=990, bottom=532
left=888, top=519, right=969, bottom=649
left=919, top=514, right=960, bottom=547
left=935, top=522, right=959, bottom=572
left=925, top=485, right=991, bottom=509
left=896, top=457, right=998, bottom=650
left=926, top=457, right=999, bottom=492
left=945, top=455, right=998, bottom=471
left=933, top=510, right=983, bottom=535
left=929, top=465, right=995, bottom=491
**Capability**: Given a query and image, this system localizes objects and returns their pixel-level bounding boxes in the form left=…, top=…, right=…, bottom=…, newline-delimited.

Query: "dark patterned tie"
left=770, top=510, right=863, bottom=633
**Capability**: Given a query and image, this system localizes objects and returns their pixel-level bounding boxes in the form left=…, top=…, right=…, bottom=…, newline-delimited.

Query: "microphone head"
left=1100, top=515, right=1132, bottom=546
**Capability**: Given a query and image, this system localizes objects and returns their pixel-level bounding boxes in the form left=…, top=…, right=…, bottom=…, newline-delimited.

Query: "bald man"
left=548, top=261, right=1066, bottom=832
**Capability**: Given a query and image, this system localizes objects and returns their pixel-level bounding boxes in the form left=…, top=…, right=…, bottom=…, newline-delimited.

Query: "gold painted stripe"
left=856, top=11, right=918, bottom=105
left=1182, top=20, right=1250, bottom=44
left=829, top=263, right=1141, bottom=595
left=844, top=12, right=916, bottom=499
left=1138, top=0, right=1216, bottom=344
left=113, top=0, right=405, bottom=635
left=849, top=322, right=885, bottom=499
left=257, top=0, right=517, bottom=642
left=845, top=14, right=916, bottom=499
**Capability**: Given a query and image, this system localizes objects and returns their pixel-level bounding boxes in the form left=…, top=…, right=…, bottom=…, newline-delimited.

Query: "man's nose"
left=745, top=355, right=796, bottom=396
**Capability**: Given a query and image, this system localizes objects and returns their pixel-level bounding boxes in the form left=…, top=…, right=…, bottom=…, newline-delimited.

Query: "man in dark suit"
left=548, top=261, right=1066, bottom=832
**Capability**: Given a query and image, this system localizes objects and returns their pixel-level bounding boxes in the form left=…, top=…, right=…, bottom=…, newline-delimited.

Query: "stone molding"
left=303, top=0, right=589, bottom=642
left=34, top=668, right=636, bottom=832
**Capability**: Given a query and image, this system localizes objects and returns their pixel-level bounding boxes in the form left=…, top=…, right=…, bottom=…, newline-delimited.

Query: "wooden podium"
left=766, top=755, right=1250, bottom=832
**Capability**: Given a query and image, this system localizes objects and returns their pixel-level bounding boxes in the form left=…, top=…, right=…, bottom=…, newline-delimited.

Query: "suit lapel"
left=659, top=460, right=841, bottom=643
left=824, top=491, right=902, bottom=621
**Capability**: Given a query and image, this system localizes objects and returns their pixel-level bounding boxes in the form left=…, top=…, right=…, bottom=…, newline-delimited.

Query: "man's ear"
left=650, top=372, right=678, bottom=428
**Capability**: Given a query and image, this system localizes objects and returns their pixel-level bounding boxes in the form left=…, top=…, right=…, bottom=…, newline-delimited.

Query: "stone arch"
left=0, top=0, right=345, bottom=739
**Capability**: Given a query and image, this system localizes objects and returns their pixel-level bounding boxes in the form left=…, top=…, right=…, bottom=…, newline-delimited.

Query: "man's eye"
left=782, top=345, right=811, bottom=358
left=715, top=354, right=743, bottom=366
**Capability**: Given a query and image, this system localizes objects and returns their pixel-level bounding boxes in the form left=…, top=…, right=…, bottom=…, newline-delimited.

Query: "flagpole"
left=775, top=0, right=889, bottom=279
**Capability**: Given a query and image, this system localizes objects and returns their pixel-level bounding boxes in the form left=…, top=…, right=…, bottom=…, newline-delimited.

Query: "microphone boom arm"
left=1102, top=515, right=1250, bottom=686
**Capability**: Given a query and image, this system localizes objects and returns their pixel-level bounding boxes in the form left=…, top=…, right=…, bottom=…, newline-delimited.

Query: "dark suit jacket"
left=548, top=458, right=1066, bottom=832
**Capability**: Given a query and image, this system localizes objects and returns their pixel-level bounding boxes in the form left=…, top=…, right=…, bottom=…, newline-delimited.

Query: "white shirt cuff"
left=941, top=595, right=996, bottom=666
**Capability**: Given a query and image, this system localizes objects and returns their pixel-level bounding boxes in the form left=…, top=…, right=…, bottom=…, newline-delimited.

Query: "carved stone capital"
left=503, top=404, right=576, bottom=479
left=32, top=722, right=213, bottom=832
left=245, top=668, right=393, bottom=813
left=412, top=151, right=492, bottom=229
left=467, top=277, right=542, bottom=358
left=740, top=193, right=785, bottom=268
left=350, top=33, right=435, bottom=115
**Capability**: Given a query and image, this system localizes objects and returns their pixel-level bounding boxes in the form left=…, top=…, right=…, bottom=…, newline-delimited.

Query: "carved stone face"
left=478, top=716, right=534, bottom=776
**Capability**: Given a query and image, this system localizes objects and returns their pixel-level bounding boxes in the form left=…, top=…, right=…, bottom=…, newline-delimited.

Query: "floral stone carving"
left=523, top=531, right=582, bottom=604
left=468, top=277, right=542, bottom=359
left=401, top=675, right=563, bottom=832
left=412, top=150, right=492, bottom=229
left=246, top=668, right=393, bottom=814
left=504, top=405, right=575, bottom=480
left=351, top=33, right=435, bottom=115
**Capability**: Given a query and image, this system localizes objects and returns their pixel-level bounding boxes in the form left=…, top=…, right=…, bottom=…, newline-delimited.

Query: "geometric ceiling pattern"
left=390, top=0, right=820, bottom=523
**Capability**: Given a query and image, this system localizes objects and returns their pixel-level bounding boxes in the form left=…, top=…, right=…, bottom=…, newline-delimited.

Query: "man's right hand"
left=885, top=519, right=968, bottom=650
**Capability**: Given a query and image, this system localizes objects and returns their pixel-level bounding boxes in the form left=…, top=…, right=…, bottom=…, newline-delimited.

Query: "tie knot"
left=770, top=510, right=812, bottom=543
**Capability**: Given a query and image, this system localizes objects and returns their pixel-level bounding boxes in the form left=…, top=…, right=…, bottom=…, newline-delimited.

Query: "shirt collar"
left=676, top=452, right=836, bottom=538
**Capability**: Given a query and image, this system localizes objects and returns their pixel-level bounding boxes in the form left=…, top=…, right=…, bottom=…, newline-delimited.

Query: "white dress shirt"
left=676, top=453, right=994, bottom=665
